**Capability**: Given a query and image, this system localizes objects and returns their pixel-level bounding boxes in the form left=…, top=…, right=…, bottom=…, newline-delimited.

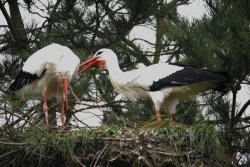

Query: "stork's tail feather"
left=213, top=82, right=230, bottom=93
left=209, top=70, right=231, bottom=82
left=208, top=70, right=232, bottom=93
left=9, top=72, right=23, bottom=91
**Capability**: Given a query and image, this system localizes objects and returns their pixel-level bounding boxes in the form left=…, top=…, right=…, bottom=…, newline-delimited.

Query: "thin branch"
left=72, top=114, right=93, bottom=129
left=240, top=116, right=250, bottom=121
left=235, top=99, right=250, bottom=123
left=0, top=141, right=27, bottom=146
left=0, top=44, right=10, bottom=52
left=28, top=8, right=49, bottom=19
left=236, top=125, right=250, bottom=131
left=0, top=149, right=20, bottom=159
left=230, top=90, right=237, bottom=130
left=131, top=38, right=156, bottom=46
left=0, top=107, right=49, bottom=135
left=69, top=85, right=80, bottom=103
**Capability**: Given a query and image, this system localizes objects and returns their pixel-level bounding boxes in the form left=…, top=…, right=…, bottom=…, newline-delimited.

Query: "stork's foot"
left=170, top=119, right=176, bottom=126
left=157, top=116, right=162, bottom=124
left=166, top=109, right=180, bottom=126
left=156, top=109, right=162, bottom=124
left=169, top=119, right=187, bottom=127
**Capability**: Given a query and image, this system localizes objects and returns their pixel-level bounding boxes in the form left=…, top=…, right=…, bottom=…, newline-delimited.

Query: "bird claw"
left=157, top=117, right=162, bottom=124
left=170, top=120, right=187, bottom=127
left=170, top=119, right=176, bottom=126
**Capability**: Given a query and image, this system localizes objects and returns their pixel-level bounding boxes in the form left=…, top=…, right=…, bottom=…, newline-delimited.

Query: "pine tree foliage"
left=164, top=0, right=250, bottom=165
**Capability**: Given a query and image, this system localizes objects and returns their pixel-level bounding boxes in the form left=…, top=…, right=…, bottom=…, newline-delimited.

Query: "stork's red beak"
left=76, top=57, right=97, bottom=76
left=62, top=78, right=68, bottom=110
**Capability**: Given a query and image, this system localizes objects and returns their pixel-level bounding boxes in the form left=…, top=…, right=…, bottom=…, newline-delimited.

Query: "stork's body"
left=77, top=49, right=230, bottom=124
left=10, top=43, right=80, bottom=126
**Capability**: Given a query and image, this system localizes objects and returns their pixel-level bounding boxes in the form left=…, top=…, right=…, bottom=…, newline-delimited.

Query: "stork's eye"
left=96, top=51, right=103, bottom=55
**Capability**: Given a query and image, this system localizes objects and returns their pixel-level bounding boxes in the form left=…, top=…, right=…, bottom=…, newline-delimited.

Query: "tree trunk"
left=153, top=6, right=164, bottom=64
left=8, top=0, right=26, bottom=41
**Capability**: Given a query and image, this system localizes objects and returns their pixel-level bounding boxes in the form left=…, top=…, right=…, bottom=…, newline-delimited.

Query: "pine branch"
left=235, top=125, right=250, bottom=130
left=0, top=107, right=49, bottom=135
left=46, top=0, right=62, bottom=35
left=235, top=99, right=250, bottom=124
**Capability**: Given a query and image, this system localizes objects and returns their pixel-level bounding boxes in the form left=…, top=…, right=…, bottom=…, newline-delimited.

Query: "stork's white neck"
left=104, top=54, right=124, bottom=77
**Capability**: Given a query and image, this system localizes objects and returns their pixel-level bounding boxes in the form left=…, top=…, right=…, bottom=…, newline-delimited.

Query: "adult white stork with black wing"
left=77, top=48, right=230, bottom=124
left=9, top=43, right=80, bottom=126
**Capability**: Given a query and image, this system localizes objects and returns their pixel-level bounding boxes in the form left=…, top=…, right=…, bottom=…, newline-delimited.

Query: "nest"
left=73, top=128, right=229, bottom=167
left=0, top=123, right=233, bottom=167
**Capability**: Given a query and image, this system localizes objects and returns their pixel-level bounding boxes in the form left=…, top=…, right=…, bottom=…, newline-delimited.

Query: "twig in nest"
left=93, top=144, right=108, bottom=167
left=74, top=156, right=86, bottom=167
left=129, top=150, right=140, bottom=155
left=110, top=155, right=119, bottom=162
left=138, top=155, right=154, bottom=167
left=0, top=141, right=27, bottom=146
left=106, top=110, right=132, bottom=128
left=173, top=142, right=189, bottom=166
left=156, top=151, right=179, bottom=157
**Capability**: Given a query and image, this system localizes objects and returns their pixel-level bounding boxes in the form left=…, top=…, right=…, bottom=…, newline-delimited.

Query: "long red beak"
left=76, top=57, right=97, bottom=76
left=62, top=78, right=68, bottom=110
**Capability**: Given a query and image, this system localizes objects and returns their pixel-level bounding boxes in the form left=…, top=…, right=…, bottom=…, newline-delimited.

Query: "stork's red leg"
left=167, top=109, right=175, bottom=125
left=42, top=91, right=49, bottom=126
left=156, top=109, right=162, bottom=123
left=61, top=97, right=65, bottom=126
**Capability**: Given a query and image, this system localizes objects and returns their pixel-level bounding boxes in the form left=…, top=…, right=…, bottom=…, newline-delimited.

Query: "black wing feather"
left=9, top=69, right=46, bottom=91
left=149, top=63, right=230, bottom=92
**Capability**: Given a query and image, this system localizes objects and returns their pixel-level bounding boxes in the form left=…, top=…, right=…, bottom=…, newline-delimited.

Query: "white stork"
left=77, top=48, right=230, bottom=124
left=9, top=43, right=80, bottom=126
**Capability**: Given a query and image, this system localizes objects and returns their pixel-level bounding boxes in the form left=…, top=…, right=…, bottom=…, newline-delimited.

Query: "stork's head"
left=56, top=56, right=78, bottom=110
left=77, top=48, right=117, bottom=75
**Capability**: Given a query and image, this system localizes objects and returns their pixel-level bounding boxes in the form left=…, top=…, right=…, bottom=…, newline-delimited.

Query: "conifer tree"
left=164, top=0, right=250, bottom=165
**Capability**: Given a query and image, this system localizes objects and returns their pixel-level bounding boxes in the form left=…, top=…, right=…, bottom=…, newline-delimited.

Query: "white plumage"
left=77, top=48, right=230, bottom=124
left=10, top=43, right=80, bottom=126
